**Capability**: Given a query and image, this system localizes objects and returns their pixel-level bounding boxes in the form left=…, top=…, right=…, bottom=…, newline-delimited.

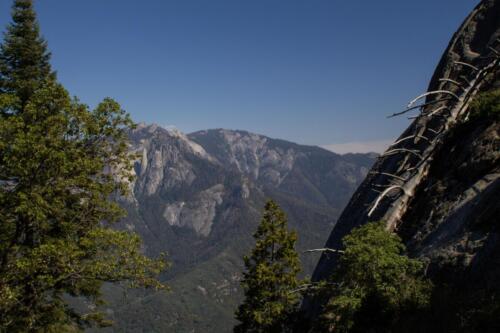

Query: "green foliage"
left=234, top=200, right=301, bottom=333
left=468, top=88, right=500, bottom=120
left=0, top=1, right=168, bottom=332
left=0, top=0, right=55, bottom=106
left=316, top=221, right=432, bottom=333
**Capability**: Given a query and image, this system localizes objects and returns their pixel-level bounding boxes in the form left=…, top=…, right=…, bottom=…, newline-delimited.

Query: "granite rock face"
left=162, top=184, right=225, bottom=236
left=125, top=125, right=374, bottom=239
left=305, top=0, right=500, bottom=323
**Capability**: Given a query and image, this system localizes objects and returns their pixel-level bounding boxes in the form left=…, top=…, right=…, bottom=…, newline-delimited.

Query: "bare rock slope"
left=307, top=0, right=500, bottom=328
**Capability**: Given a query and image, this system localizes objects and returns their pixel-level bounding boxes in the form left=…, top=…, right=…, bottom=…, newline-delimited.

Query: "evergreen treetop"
left=0, top=1, right=167, bottom=331
left=0, top=0, right=55, bottom=107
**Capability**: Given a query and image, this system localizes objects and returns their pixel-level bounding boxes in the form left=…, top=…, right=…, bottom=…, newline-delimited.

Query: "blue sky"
left=0, top=0, right=478, bottom=152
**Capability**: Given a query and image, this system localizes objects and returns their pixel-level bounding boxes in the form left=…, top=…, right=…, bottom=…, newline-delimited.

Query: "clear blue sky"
left=0, top=0, right=478, bottom=150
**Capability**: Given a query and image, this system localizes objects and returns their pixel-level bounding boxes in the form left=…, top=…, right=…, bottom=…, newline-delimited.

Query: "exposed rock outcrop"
left=306, top=0, right=500, bottom=326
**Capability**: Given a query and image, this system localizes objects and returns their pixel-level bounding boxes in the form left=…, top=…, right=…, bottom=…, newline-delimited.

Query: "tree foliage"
left=469, top=88, right=500, bottom=120
left=0, top=0, right=55, bottom=106
left=316, top=221, right=432, bottom=333
left=0, top=1, right=167, bottom=332
left=234, top=200, right=301, bottom=333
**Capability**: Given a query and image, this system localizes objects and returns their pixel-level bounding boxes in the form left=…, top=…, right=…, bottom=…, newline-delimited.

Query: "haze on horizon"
left=0, top=0, right=478, bottom=153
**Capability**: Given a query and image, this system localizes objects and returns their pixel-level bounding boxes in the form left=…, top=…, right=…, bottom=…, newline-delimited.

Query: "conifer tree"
left=0, top=1, right=167, bottom=331
left=0, top=0, right=55, bottom=107
left=315, top=221, right=432, bottom=333
left=234, top=200, right=301, bottom=333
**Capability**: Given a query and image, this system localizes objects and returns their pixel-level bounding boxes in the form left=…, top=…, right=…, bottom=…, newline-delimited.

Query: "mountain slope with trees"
left=93, top=125, right=375, bottom=332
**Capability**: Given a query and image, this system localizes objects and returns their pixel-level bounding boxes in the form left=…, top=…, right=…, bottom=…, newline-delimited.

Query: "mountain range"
left=91, top=125, right=375, bottom=332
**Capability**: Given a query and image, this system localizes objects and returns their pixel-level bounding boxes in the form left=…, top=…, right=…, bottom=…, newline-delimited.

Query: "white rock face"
left=163, top=184, right=225, bottom=236
left=218, top=129, right=297, bottom=185
left=123, top=125, right=373, bottom=239
left=129, top=124, right=214, bottom=197
left=165, top=127, right=214, bottom=162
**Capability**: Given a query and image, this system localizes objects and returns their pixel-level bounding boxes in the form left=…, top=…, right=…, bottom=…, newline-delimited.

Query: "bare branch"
left=304, top=248, right=345, bottom=254
left=389, top=135, right=430, bottom=147
left=439, top=78, right=465, bottom=89
left=368, top=185, right=408, bottom=217
left=424, top=106, right=450, bottom=118
left=383, top=148, right=423, bottom=159
left=387, top=97, right=452, bottom=118
left=369, top=171, right=407, bottom=182
left=488, top=46, right=500, bottom=57
left=427, top=127, right=442, bottom=135
left=371, top=183, right=393, bottom=189
left=407, top=90, right=460, bottom=109
left=454, top=61, right=479, bottom=71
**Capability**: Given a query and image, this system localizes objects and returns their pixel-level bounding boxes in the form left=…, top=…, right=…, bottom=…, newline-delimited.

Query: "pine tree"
left=0, top=1, right=167, bottom=332
left=316, top=221, right=432, bottom=333
left=234, top=200, right=301, bottom=333
left=0, top=0, right=55, bottom=107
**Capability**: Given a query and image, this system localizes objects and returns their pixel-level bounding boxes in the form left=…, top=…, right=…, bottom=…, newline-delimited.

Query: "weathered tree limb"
left=454, top=61, right=479, bottom=71
left=387, top=97, right=452, bottom=118
left=425, top=106, right=450, bottom=118
left=371, top=183, right=394, bottom=189
left=368, top=185, right=408, bottom=217
left=427, top=127, right=443, bottom=135
left=488, top=46, right=500, bottom=57
left=407, top=90, right=460, bottom=109
left=439, top=78, right=465, bottom=89
left=369, top=171, right=407, bottom=182
left=383, top=148, right=423, bottom=159
left=304, top=248, right=345, bottom=254
left=389, top=135, right=430, bottom=147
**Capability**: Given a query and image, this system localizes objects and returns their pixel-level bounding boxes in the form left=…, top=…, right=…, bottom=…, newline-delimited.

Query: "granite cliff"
left=305, top=0, right=500, bottom=330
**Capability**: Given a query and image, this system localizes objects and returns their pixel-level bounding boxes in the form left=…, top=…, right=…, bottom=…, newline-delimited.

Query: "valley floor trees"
left=0, top=1, right=167, bottom=331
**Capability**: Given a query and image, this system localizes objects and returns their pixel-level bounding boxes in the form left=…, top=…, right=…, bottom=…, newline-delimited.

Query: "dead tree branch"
left=369, top=171, right=407, bottom=182
left=424, top=106, right=450, bottom=118
left=383, top=148, right=423, bottom=159
left=407, top=90, right=460, bottom=109
left=427, top=127, right=443, bottom=135
left=304, top=248, right=345, bottom=254
left=389, top=135, right=430, bottom=147
left=454, top=61, right=479, bottom=71
left=368, top=185, right=408, bottom=217
left=439, top=78, right=465, bottom=89
left=371, top=183, right=394, bottom=189
left=387, top=97, right=452, bottom=118
left=488, top=46, right=499, bottom=57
